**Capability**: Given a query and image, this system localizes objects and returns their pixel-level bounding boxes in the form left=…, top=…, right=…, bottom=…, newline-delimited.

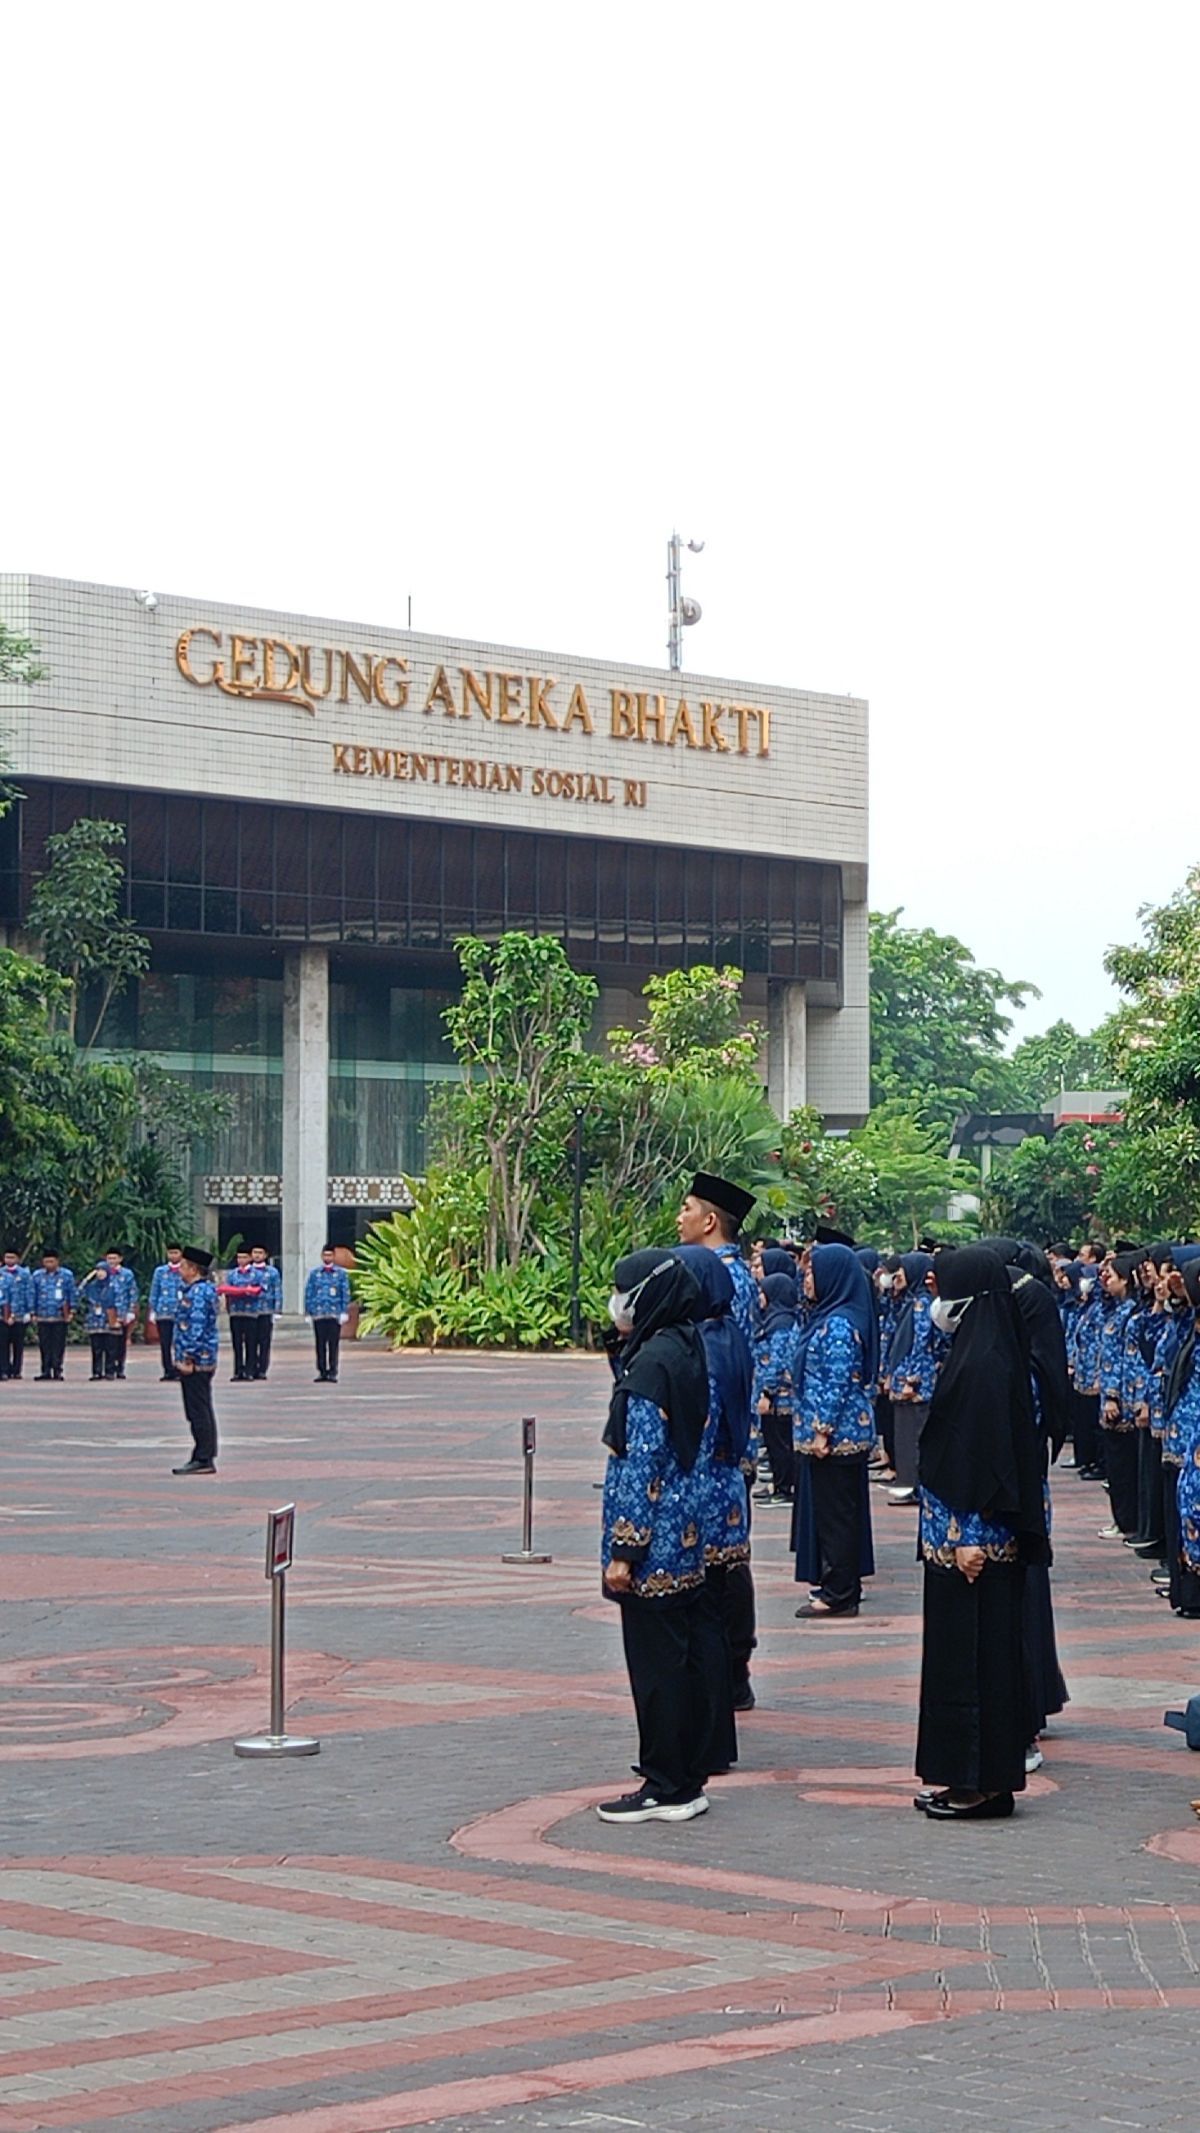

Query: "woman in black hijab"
left=914, top=1247, right=1048, bottom=1821
left=598, top=1250, right=716, bottom=1824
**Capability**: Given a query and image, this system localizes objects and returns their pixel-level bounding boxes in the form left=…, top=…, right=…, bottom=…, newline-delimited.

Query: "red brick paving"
left=2, top=1338, right=1200, bottom=2129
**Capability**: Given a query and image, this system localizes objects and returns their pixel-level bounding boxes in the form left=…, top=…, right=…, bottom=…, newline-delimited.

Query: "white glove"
left=338, top=1314, right=349, bottom=1325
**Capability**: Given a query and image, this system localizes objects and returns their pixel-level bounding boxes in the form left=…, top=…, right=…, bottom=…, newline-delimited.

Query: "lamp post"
left=569, top=1102, right=585, bottom=1347
left=666, top=533, right=705, bottom=672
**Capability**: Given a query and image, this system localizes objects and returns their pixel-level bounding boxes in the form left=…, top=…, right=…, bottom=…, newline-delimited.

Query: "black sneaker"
left=596, top=1784, right=708, bottom=1823
left=172, top=1459, right=216, bottom=1475
left=732, top=1686, right=756, bottom=1712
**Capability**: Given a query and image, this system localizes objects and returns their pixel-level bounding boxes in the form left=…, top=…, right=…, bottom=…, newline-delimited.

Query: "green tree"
left=982, top=1122, right=1114, bottom=1243
left=443, top=932, right=598, bottom=1271
left=852, top=1103, right=980, bottom=1247
left=0, top=622, right=47, bottom=686
left=1007, top=1019, right=1109, bottom=1106
left=778, top=1105, right=880, bottom=1237
left=869, top=908, right=1038, bottom=1125
left=607, top=963, right=763, bottom=1077
left=26, top=820, right=150, bottom=1048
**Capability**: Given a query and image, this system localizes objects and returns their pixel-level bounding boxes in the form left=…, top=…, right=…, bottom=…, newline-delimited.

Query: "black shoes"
left=172, top=1459, right=216, bottom=1475
left=732, top=1686, right=756, bottom=1712
left=596, top=1783, right=709, bottom=1823
left=795, top=1601, right=859, bottom=1619
left=920, top=1791, right=1015, bottom=1821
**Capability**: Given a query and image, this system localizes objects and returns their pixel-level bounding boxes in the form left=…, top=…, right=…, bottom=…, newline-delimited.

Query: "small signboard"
left=265, top=1503, right=295, bottom=1579
left=522, top=1416, right=536, bottom=1457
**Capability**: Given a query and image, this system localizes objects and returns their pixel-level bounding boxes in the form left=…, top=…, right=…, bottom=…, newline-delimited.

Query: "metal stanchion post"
left=502, top=1416, right=552, bottom=1564
left=234, top=1504, right=320, bottom=1758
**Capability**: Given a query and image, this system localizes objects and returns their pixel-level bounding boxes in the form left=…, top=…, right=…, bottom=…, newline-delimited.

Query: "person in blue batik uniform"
left=1161, top=1259, right=1200, bottom=1613
left=675, top=1170, right=759, bottom=1706
left=597, top=1251, right=714, bottom=1825
left=250, top=1246, right=282, bottom=1380
left=1098, top=1251, right=1143, bottom=1537
left=148, top=1246, right=185, bottom=1382
left=223, top=1250, right=264, bottom=1383
left=305, top=1247, right=351, bottom=1383
left=883, top=1252, right=938, bottom=1505
left=79, top=1262, right=120, bottom=1381
left=99, top=1251, right=138, bottom=1379
left=791, top=1243, right=878, bottom=1618
left=752, top=1268, right=801, bottom=1504
left=914, top=1247, right=1048, bottom=1821
left=671, top=1244, right=752, bottom=1768
left=0, top=1249, right=34, bottom=1379
left=31, top=1249, right=77, bottom=1380
left=171, top=1246, right=220, bottom=1474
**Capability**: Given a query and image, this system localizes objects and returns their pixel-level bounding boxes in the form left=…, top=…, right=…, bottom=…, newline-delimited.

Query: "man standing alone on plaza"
left=147, top=1244, right=185, bottom=1381
left=0, top=1249, right=34, bottom=1379
left=172, top=1246, right=220, bottom=1475
left=250, top=1245, right=281, bottom=1380
left=32, top=1249, right=76, bottom=1381
left=305, top=1247, right=350, bottom=1383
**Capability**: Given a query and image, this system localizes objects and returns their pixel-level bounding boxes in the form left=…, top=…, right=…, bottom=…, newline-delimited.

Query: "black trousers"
left=876, top=1393, right=895, bottom=1467
left=619, top=1589, right=714, bottom=1801
left=156, top=1319, right=177, bottom=1378
left=892, top=1400, right=930, bottom=1489
left=109, top=1325, right=128, bottom=1377
left=1103, top=1426, right=1140, bottom=1535
left=760, top=1402, right=795, bottom=1498
left=229, top=1318, right=255, bottom=1379
left=1, top=1321, right=26, bottom=1377
left=252, top=1317, right=273, bottom=1379
left=917, top=1558, right=1028, bottom=1796
left=1073, top=1390, right=1101, bottom=1472
left=1136, top=1428, right=1165, bottom=1550
left=810, top=1454, right=866, bottom=1610
left=179, top=1368, right=218, bottom=1464
left=314, top=1319, right=341, bottom=1378
left=698, top=1569, right=738, bottom=1773
left=36, top=1320, right=68, bottom=1376
left=1165, top=1463, right=1200, bottom=1613
left=89, top=1333, right=117, bottom=1378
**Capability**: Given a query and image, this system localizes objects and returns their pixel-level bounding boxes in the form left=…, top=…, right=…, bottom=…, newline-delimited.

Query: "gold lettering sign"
left=330, top=743, right=647, bottom=808
left=174, top=626, right=770, bottom=754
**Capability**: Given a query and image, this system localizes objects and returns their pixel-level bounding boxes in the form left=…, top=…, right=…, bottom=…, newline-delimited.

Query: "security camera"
left=133, top=590, right=158, bottom=611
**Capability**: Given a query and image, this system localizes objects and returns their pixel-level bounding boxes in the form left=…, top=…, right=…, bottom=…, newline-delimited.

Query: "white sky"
left=6, top=1, right=1197, bottom=1043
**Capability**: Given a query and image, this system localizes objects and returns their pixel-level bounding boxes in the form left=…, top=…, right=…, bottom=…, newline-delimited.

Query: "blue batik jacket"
left=753, top=1320, right=800, bottom=1413
left=885, top=1294, right=943, bottom=1405
left=1099, top=1297, right=1139, bottom=1427
left=698, top=1369, right=750, bottom=1567
left=148, top=1262, right=185, bottom=1321
left=305, top=1265, right=351, bottom=1318
left=80, top=1270, right=120, bottom=1333
left=173, top=1279, right=219, bottom=1369
left=794, top=1316, right=875, bottom=1457
left=919, top=1488, right=1018, bottom=1568
left=31, top=1267, right=77, bottom=1318
left=0, top=1266, right=34, bottom=1321
left=602, top=1391, right=708, bottom=1600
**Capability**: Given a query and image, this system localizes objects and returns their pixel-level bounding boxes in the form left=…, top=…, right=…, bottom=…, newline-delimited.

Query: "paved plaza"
left=3, top=1334, right=1200, bottom=2130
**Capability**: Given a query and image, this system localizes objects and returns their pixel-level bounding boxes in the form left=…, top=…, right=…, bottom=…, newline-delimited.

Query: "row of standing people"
left=0, top=1244, right=351, bottom=1387
left=598, top=1188, right=1073, bottom=1825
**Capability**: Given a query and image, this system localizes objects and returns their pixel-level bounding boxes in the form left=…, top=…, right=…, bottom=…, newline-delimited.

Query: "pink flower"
left=1085, top=1164, right=1099, bottom=1176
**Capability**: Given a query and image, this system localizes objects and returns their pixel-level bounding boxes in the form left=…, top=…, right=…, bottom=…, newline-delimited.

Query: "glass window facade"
left=85, top=970, right=285, bottom=1176
left=329, top=977, right=457, bottom=1176
left=7, top=781, right=842, bottom=983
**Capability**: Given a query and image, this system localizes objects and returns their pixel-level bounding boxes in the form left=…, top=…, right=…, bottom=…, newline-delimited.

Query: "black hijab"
left=603, top=1250, right=710, bottom=1473
left=759, top=1247, right=796, bottom=1279
left=919, top=1246, right=1048, bottom=1560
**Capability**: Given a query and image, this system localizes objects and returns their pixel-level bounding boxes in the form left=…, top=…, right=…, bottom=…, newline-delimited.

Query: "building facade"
left=0, top=575, right=869, bottom=1303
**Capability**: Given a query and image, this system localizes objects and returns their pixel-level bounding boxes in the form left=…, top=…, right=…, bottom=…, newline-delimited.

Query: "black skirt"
left=916, top=1558, right=1028, bottom=1795
left=1022, top=1560, right=1067, bottom=1739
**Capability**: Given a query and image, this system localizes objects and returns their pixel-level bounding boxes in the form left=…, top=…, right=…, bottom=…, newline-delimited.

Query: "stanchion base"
left=233, top=1734, right=321, bottom=1758
left=501, top=1551, right=553, bottom=1564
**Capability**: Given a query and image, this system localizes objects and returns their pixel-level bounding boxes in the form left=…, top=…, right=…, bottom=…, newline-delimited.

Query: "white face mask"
left=1079, top=1277, right=1095, bottom=1298
left=877, top=1271, right=894, bottom=1292
left=608, top=1290, right=634, bottom=1330
left=930, top=1295, right=971, bottom=1335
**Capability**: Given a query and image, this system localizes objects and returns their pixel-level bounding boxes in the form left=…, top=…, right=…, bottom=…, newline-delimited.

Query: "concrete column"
left=282, top=945, right=329, bottom=1314
left=767, top=982, right=807, bottom=1120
